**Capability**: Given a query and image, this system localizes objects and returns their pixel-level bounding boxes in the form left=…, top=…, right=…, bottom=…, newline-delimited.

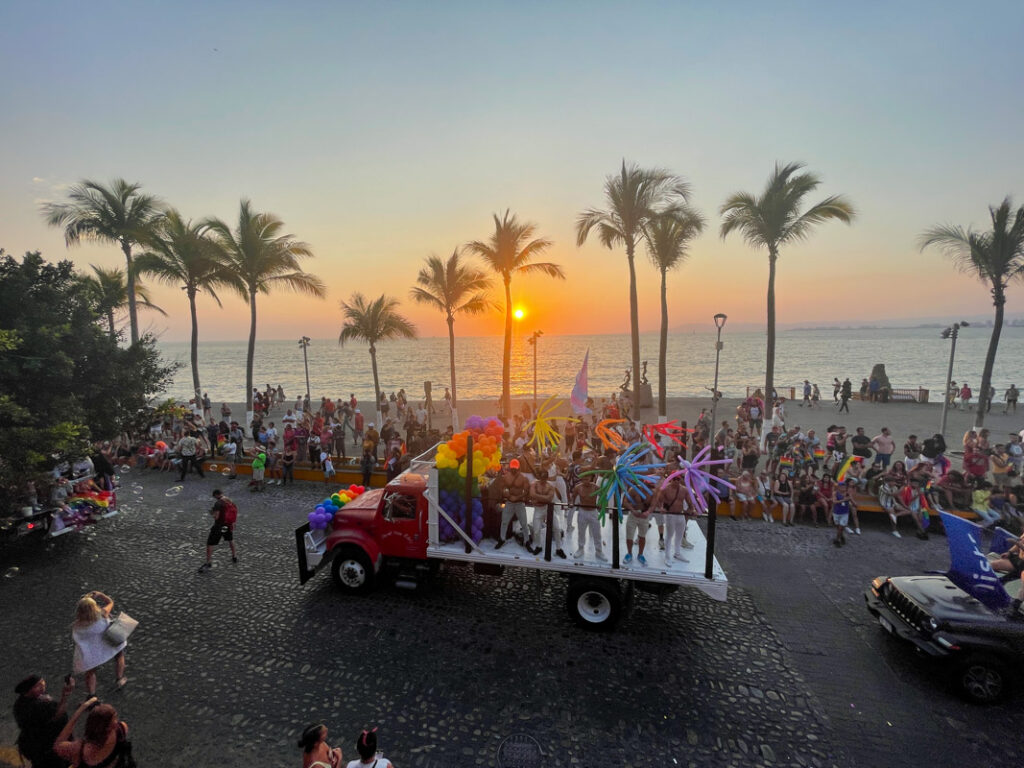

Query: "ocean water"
left=157, top=326, right=1024, bottom=406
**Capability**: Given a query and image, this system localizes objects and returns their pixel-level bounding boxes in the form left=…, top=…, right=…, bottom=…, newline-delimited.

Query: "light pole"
left=939, top=321, right=969, bottom=438
left=527, top=330, right=543, bottom=414
left=298, top=336, right=311, bottom=399
left=705, top=313, right=727, bottom=581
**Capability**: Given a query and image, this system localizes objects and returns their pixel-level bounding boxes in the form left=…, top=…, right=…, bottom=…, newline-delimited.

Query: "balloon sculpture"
left=434, top=416, right=505, bottom=543
left=661, top=445, right=735, bottom=514
left=595, top=419, right=629, bottom=451
left=526, top=396, right=578, bottom=453
left=581, top=441, right=665, bottom=524
left=642, top=420, right=691, bottom=459
left=308, top=484, right=366, bottom=530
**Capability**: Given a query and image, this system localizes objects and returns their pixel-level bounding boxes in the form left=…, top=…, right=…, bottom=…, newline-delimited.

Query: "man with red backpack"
left=198, top=489, right=238, bottom=572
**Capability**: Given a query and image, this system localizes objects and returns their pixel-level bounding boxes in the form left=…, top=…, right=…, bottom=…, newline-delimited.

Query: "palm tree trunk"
left=975, top=288, right=1005, bottom=428
left=246, top=289, right=257, bottom=430
left=120, top=239, right=139, bottom=345
left=765, top=248, right=778, bottom=416
left=502, top=277, right=513, bottom=419
left=658, top=266, right=668, bottom=421
left=188, top=288, right=202, bottom=405
left=447, top=314, right=457, bottom=409
left=369, top=343, right=382, bottom=426
left=626, top=239, right=642, bottom=419
left=106, top=309, right=116, bottom=340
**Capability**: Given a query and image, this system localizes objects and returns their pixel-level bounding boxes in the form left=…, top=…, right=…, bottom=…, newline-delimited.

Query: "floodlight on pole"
left=527, top=330, right=544, bottom=414
left=939, top=321, right=969, bottom=438
left=298, top=336, right=311, bottom=399
left=705, top=313, right=727, bottom=581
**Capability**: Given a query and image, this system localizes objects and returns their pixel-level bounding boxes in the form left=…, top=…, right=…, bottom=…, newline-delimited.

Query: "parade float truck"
left=295, top=446, right=728, bottom=631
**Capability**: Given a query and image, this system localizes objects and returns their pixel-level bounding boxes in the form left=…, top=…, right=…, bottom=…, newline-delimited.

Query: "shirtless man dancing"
left=495, top=459, right=532, bottom=551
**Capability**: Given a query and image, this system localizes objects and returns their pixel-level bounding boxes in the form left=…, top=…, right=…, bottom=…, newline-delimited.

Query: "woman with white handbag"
left=71, top=592, right=136, bottom=695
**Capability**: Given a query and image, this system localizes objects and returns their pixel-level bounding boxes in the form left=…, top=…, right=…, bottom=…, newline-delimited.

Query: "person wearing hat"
left=495, top=459, right=531, bottom=551
left=13, top=673, right=74, bottom=768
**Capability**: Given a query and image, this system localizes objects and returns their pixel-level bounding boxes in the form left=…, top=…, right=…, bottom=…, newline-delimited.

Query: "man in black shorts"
left=199, top=489, right=238, bottom=572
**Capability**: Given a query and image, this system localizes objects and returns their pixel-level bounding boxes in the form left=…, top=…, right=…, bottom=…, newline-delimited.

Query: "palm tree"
left=42, top=179, right=163, bottom=345
left=135, top=209, right=241, bottom=404
left=409, top=249, right=492, bottom=420
left=576, top=161, right=691, bottom=418
left=720, top=162, right=854, bottom=413
left=920, top=198, right=1024, bottom=427
left=339, top=293, right=418, bottom=425
left=646, top=207, right=706, bottom=420
left=466, top=210, right=563, bottom=419
left=83, top=265, right=165, bottom=339
left=205, top=200, right=325, bottom=421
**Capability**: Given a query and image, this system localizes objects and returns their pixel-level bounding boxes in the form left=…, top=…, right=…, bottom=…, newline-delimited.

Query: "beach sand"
left=213, top=394, right=1024, bottom=447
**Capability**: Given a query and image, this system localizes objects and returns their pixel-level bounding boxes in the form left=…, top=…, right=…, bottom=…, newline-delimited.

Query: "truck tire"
left=331, top=547, right=375, bottom=595
left=952, top=653, right=1011, bottom=704
left=566, top=577, right=622, bottom=630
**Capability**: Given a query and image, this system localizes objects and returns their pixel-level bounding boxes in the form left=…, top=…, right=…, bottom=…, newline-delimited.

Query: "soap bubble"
left=3, top=567, right=19, bottom=578
left=165, top=486, right=183, bottom=497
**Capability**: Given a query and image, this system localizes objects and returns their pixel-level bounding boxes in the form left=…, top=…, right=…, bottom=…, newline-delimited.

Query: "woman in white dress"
left=71, top=592, right=127, bottom=695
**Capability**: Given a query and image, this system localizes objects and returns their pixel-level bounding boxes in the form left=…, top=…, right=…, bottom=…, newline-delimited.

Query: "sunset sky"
left=2, top=1, right=1023, bottom=342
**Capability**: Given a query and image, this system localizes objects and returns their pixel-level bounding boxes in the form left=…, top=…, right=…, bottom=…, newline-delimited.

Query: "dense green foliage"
left=0, top=250, right=178, bottom=505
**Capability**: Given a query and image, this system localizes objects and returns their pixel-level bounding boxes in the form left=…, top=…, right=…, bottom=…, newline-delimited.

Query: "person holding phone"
left=13, top=674, right=74, bottom=768
left=53, top=698, right=133, bottom=767
left=72, top=592, right=127, bottom=694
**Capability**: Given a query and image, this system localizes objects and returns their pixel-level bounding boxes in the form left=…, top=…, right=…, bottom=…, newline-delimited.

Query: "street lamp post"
left=298, top=336, right=311, bottom=399
left=705, top=313, right=727, bottom=581
left=939, top=321, right=969, bottom=438
left=527, top=330, right=543, bottom=414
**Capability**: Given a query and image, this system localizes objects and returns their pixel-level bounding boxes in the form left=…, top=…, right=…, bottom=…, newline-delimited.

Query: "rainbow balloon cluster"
left=434, top=416, right=505, bottom=543
left=308, top=484, right=366, bottom=530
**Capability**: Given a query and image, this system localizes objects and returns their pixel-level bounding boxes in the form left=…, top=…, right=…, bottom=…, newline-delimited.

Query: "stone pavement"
left=0, top=468, right=1020, bottom=767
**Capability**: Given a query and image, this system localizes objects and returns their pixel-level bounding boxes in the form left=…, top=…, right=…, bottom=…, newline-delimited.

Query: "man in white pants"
left=649, top=473, right=689, bottom=565
left=572, top=475, right=606, bottom=561
left=495, top=460, right=532, bottom=552
left=529, top=471, right=566, bottom=558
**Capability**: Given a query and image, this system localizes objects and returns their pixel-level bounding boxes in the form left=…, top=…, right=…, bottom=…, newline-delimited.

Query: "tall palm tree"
left=339, top=293, right=418, bottom=425
left=920, top=198, right=1024, bottom=427
left=646, top=206, right=706, bottom=420
left=42, top=179, right=163, bottom=345
left=467, top=210, right=563, bottom=419
left=409, top=249, right=492, bottom=418
left=135, top=209, right=242, bottom=405
left=83, top=265, right=165, bottom=339
left=205, top=200, right=325, bottom=421
left=576, top=161, right=691, bottom=418
left=720, top=162, right=854, bottom=412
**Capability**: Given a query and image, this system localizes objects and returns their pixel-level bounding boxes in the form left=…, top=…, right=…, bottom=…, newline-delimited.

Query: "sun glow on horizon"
left=513, top=307, right=526, bottom=321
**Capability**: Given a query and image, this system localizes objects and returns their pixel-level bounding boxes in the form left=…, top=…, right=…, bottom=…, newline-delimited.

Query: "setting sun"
left=513, top=307, right=525, bottom=321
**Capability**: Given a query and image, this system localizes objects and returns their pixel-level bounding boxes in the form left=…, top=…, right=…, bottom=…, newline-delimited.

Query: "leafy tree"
left=576, top=161, right=691, bottom=417
left=409, top=249, right=492, bottom=414
left=920, top=198, right=1024, bottom=426
left=645, top=206, right=706, bottom=419
left=338, top=293, right=417, bottom=424
left=720, top=162, right=854, bottom=412
left=41, top=179, right=163, bottom=345
left=205, top=200, right=325, bottom=421
left=467, top=210, right=563, bottom=418
left=135, top=210, right=241, bottom=403
left=83, top=264, right=165, bottom=339
left=0, top=250, right=176, bottom=508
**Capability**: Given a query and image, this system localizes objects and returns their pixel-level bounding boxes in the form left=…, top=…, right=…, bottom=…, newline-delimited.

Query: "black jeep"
left=865, top=574, right=1024, bottom=704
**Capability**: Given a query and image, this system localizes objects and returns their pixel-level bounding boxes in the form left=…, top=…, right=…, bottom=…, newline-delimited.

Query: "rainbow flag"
left=836, top=455, right=863, bottom=483
left=779, top=456, right=794, bottom=468
left=813, top=448, right=826, bottom=459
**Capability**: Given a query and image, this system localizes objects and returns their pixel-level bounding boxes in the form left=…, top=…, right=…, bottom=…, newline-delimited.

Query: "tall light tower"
left=527, top=329, right=543, bottom=414
left=705, top=313, right=727, bottom=581
left=939, top=321, right=968, bottom=438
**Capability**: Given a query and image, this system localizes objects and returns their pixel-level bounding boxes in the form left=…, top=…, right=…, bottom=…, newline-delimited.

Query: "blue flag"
left=940, top=512, right=1012, bottom=611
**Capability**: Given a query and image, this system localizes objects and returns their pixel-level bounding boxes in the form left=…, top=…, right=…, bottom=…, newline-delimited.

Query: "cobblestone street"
left=2, top=470, right=1021, bottom=767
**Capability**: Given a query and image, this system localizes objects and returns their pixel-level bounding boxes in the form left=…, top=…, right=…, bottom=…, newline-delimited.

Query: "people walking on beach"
left=1005, top=384, right=1019, bottom=413
left=199, top=489, right=238, bottom=572
left=838, top=378, right=852, bottom=412
left=13, top=674, right=74, bottom=768
left=959, top=382, right=972, bottom=409
left=801, top=380, right=811, bottom=407
left=811, top=383, right=821, bottom=408
left=832, top=378, right=841, bottom=402
left=71, top=592, right=127, bottom=694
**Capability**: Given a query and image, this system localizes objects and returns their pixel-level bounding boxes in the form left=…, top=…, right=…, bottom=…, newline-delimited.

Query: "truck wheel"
left=332, top=547, right=374, bottom=595
left=953, top=654, right=1011, bottom=704
left=566, top=578, right=622, bottom=630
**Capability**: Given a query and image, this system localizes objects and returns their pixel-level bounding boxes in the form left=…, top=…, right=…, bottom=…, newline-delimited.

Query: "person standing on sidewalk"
left=13, top=674, right=74, bottom=768
left=176, top=430, right=205, bottom=481
left=199, top=490, right=238, bottom=572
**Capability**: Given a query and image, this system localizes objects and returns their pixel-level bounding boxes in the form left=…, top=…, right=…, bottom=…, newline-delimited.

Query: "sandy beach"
left=212, top=394, right=1024, bottom=448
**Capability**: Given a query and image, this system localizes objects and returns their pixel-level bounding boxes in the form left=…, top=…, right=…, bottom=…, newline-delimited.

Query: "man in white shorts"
left=529, top=470, right=566, bottom=559
left=572, top=475, right=606, bottom=561
left=649, top=472, right=690, bottom=565
left=623, top=486, right=652, bottom=566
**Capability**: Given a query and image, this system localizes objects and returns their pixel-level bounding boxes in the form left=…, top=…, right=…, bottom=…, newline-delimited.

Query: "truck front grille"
left=884, top=584, right=928, bottom=631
